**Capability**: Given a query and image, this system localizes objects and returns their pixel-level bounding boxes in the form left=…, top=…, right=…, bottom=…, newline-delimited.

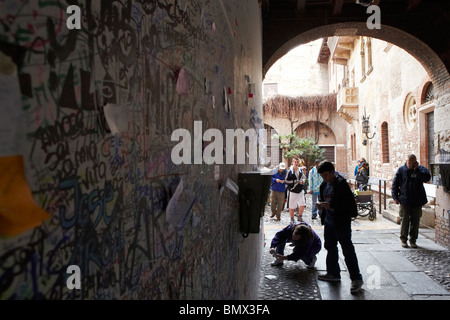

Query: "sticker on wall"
left=204, top=78, right=213, bottom=95
left=176, top=67, right=190, bottom=97
left=225, top=178, right=239, bottom=196
left=103, top=103, right=129, bottom=134
left=214, top=165, right=220, bottom=180
left=166, top=178, right=197, bottom=227
left=222, top=86, right=228, bottom=113
left=248, top=83, right=255, bottom=98
left=0, top=155, right=51, bottom=237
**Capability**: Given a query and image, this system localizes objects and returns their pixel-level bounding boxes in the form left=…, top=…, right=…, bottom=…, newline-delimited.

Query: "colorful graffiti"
left=0, top=0, right=263, bottom=299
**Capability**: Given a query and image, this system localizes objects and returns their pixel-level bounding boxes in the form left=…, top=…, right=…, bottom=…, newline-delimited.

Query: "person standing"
left=270, top=162, right=287, bottom=221
left=316, top=161, right=363, bottom=294
left=286, top=158, right=306, bottom=223
left=392, top=154, right=431, bottom=248
left=356, top=162, right=370, bottom=191
left=308, top=159, right=323, bottom=219
left=354, top=160, right=361, bottom=177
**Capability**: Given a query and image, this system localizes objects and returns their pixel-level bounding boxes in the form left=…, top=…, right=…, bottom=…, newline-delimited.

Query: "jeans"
left=311, top=193, right=320, bottom=218
left=399, top=205, right=422, bottom=242
left=323, top=222, right=362, bottom=281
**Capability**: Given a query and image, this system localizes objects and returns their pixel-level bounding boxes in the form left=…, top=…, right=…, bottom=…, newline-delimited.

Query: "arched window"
left=423, top=82, right=435, bottom=103
left=381, top=122, right=390, bottom=163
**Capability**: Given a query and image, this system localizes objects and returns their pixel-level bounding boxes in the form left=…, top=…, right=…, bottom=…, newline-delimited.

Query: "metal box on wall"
left=238, top=172, right=272, bottom=237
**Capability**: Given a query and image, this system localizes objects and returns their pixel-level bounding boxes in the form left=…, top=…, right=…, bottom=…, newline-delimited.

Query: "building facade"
left=263, top=36, right=448, bottom=247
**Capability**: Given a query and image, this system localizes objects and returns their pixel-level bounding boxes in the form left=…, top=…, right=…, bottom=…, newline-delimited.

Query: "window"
left=423, top=82, right=435, bottom=103
left=263, top=83, right=278, bottom=98
left=360, top=37, right=366, bottom=79
left=381, top=122, right=390, bottom=163
left=366, top=38, right=373, bottom=74
left=264, top=124, right=282, bottom=165
left=427, top=111, right=435, bottom=166
left=404, top=94, right=417, bottom=130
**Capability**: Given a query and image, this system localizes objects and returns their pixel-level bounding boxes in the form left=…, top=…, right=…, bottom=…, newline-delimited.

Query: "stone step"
left=382, top=209, right=401, bottom=224
left=382, top=208, right=436, bottom=228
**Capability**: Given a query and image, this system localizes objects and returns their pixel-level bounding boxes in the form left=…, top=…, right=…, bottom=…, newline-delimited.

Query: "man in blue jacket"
left=392, top=154, right=431, bottom=248
left=270, top=162, right=287, bottom=221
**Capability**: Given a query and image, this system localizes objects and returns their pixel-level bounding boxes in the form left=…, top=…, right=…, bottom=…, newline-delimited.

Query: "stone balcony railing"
left=337, top=86, right=359, bottom=124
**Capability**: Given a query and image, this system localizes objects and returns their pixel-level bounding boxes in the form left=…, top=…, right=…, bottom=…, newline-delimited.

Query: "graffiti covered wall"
left=0, top=0, right=264, bottom=299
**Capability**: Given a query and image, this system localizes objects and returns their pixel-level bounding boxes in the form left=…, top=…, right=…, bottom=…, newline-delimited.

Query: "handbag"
left=287, top=169, right=305, bottom=193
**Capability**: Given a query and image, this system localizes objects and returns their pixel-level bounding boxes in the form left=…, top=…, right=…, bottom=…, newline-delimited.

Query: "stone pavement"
left=258, top=194, right=450, bottom=300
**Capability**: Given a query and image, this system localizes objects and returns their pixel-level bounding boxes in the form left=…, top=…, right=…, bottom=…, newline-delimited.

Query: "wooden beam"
left=335, top=50, right=350, bottom=60
left=338, top=42, right=354, bottom=50
left=332, top=0, right=344, bottom=16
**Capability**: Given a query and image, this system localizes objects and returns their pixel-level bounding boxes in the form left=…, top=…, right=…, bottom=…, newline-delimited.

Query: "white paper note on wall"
left=166, top=178, right=197, bottom=227
left=103, top=103, right=129, bottom=134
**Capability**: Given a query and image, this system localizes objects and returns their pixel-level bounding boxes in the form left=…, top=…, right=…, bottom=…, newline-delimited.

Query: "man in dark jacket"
left=392, top=154, right=431, bottom=248
left=316, top=161, right=363, bottom=294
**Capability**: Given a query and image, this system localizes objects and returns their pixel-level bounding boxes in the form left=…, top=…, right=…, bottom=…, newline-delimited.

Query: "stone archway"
left=263, top=22, right=450, bottom=248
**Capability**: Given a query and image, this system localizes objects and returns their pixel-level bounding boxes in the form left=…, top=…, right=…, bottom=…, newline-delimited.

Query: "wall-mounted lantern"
left=362, top=108, right=375, bottom=145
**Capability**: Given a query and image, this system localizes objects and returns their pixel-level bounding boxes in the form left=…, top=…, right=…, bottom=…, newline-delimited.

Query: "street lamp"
left=362, top=108, right=375, bottom=145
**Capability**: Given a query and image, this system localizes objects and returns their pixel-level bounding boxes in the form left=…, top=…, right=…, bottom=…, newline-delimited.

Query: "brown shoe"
left=410, top=241, right=418, bottom=248
left=401, top=241, right=408, bottom=248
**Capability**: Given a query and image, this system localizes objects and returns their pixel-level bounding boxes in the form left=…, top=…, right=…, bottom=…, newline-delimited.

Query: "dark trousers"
left=324, top=222, right=362, bottom=281
left=399, top=205, right=422, bottom=242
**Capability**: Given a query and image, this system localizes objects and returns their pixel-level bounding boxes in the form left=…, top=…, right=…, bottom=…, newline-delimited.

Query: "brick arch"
left=294, top=121, right=337, bottom=145
left=263, top=22, right=450, bottom=93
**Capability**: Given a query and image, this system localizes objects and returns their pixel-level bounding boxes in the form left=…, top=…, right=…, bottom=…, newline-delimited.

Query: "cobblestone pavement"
left=258, top=194, right=450, bottom=300
left=257, top=199, right=323, bottom=301
left=401, top=250, right=450, bottom=292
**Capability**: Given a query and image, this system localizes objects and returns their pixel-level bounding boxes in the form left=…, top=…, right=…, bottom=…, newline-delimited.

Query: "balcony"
left=337, top=87, right=359, bottom=124
left=327, top=36, right=356, bottom=66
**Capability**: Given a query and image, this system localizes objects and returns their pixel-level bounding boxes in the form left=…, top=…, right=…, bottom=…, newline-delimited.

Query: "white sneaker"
left=307, top=255, right=317, bottom=269
left=271, top=259, right=284, bottom=266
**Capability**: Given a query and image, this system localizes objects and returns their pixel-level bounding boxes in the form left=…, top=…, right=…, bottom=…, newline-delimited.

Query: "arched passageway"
left=262, top=22, right=450, bottom=248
